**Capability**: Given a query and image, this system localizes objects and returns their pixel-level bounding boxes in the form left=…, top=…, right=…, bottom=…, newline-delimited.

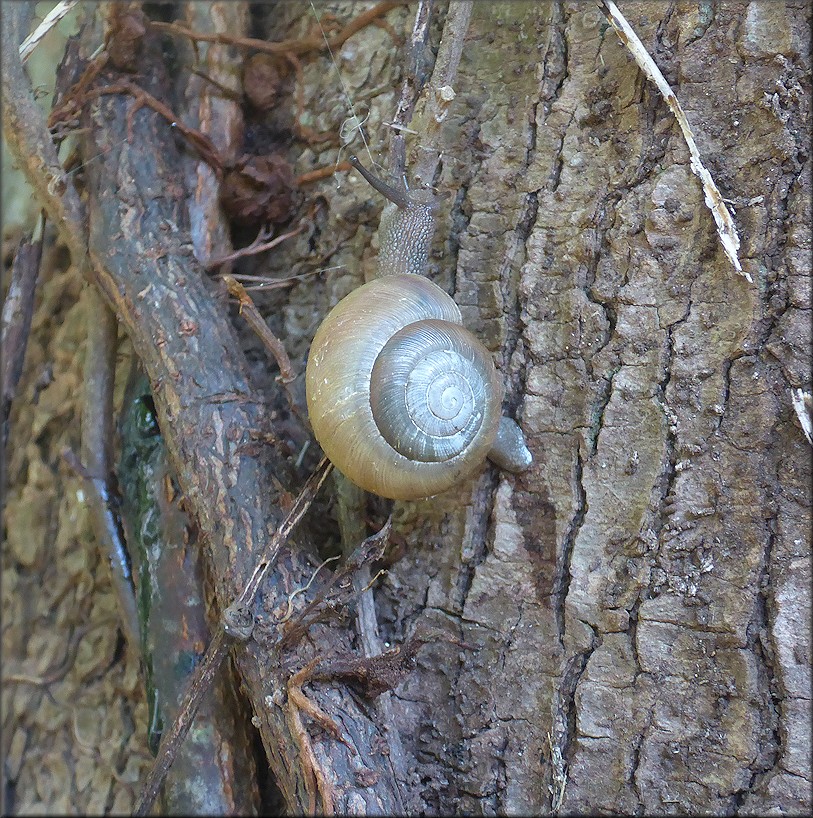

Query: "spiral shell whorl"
left=305, top=274, right=503, bottom=500
left=370, top=320, right=496, bottom=463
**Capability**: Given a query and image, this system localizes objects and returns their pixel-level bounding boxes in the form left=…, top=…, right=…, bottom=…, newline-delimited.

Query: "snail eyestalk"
left=349, top=155, right=410, bottom=210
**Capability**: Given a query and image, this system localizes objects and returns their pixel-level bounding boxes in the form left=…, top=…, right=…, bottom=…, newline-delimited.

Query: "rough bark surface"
left=2, top=1, right=810, bottom=815
left=265, top=1, right=811, bottom=814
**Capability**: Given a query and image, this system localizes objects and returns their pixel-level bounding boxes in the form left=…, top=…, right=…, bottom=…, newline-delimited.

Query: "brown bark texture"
left=2, top=1, right=811, bottom=815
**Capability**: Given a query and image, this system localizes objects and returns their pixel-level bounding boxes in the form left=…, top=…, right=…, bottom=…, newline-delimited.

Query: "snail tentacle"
left=348, top=155, right=409, bottom=209
left=350, top=156, right=438, bottom=279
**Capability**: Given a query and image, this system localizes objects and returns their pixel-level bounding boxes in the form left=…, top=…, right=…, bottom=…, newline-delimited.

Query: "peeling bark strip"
left=18, top=0, right=79, bottom=63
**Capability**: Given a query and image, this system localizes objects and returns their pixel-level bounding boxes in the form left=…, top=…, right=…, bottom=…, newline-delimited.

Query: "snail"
left=305, top=157, right=532, bottom=500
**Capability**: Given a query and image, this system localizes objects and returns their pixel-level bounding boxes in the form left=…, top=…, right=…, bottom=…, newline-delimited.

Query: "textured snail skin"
left=377, top=193, right=436, bottom=277
left=348, top=155, right=439, bottom=278
left=306, top=274, right=503, bottom=500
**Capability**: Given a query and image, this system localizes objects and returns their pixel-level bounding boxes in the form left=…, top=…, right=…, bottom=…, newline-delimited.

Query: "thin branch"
left=334, top=475, right=376, bottom=653
left=225, top=457, right=334, bottom=620
left=62, top=445, right=141, bottom=653
left=296, top=159, right=352, bottom=185
left=334, top=474, right=412, bottom=806
left=133, top=456, right=334, bottom=817
left=4, top=0, right=142, bottom=671
left=179, top=0, right=246, bottom=270
left=132, top=631, right=231, bottom=817
left=206, top=223, right=305, bottom=270
left=286, top=662, right=339, bottom=814
left=222, top=275, right=295, bottom=382
left=598, top=0, right=748, bottom=280
left=222, top=275, right=301, bottom=420
left=79, top=285, right=140, bottom=653
left=410, top=0, right=473, bottom=188
left=49, top=80, right=224, bottom=176
left=2, top=216, right=44, bottom=450
left=188, top=66, right=243, bottom=102
left=387, top=0, right=434, bottom=177
left=278, top=516, right=393, bottom=650
left=227, top=270, right=321, bottom=290
left=276, top=556, right=341, bottom=624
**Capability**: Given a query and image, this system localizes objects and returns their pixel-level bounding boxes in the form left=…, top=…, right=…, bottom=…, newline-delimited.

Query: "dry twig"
left=410, top=0, right=473, bottom=187
left=280, top=518, right=395, bottom=813
left=296, top=159, right=352, bottom=185
left=278, top=517, right=392, bottom=650
left=285, top=658, right=340, bottom=814
left=387, top=0, right=434, bottom=177
left=149, top=1, right=404, bottom=59
left=78, top=286, right=141, bottom=656
left=226, top=270, right=321, bottom=292
left=178, top=0, right=246, bottom=271
left=207, top=223, right=305, bottom=270
left=62, top=445, right=140, bottom=653
left=49, top=79, right=224, bottom=175
left=223, top=275, right=296, bottom=384
left=222, top=274, right=304, bottom=423
left=19, top=1, right=79, bottom=63
left=598, top=0, right=747, bottom=280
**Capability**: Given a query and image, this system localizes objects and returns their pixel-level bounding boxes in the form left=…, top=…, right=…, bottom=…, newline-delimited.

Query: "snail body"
left=305, top=157, right=531, bottom=500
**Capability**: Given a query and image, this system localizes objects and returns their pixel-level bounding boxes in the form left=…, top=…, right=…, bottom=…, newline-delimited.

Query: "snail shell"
left=305, top=274, right=503, bottom=500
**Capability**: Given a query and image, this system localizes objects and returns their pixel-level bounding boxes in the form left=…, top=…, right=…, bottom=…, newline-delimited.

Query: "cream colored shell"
left=305, top=274, right=503, bottom=500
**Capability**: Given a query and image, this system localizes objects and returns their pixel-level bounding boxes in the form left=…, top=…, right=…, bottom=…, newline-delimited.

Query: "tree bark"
left=273, top=1, right=811, bottom=813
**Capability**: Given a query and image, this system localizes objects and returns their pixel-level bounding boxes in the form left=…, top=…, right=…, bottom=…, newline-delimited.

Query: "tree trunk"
left=2, top=1, right=810, bottom=815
